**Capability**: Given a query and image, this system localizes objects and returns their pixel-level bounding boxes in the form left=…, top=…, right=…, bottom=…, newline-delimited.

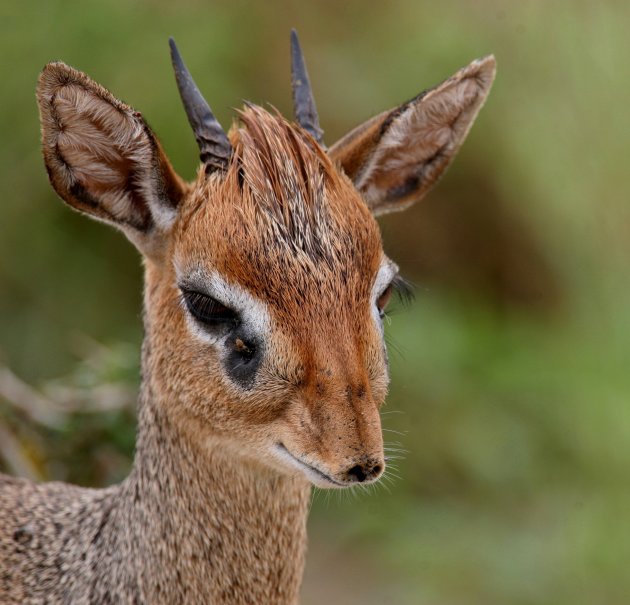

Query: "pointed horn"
left=290, top=29, right=324, bottom=145
left=169, top=37, right=232, bottom=173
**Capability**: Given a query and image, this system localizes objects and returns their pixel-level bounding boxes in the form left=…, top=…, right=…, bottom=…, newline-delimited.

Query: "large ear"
left=37, top=62, right=186, bottom=256
left=329, top=55, right=496, bottom=216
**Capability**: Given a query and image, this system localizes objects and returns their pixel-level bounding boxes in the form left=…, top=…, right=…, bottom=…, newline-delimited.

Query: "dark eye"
left=181, top=289, right=239, bottom=328
left=376, top=283, right=394, bottom=318
left=376, top=274, right=414, bottom=319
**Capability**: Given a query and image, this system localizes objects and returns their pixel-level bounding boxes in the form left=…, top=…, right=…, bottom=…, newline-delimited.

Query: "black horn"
left=169, top=38, right=232, bottom=173
left=290, top=29, right=324, bottom=145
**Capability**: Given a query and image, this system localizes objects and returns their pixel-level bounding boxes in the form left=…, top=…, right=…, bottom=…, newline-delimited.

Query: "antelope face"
left=36, top=34, right=494, bottom=488
left=154, top=108, right=395, bottom=487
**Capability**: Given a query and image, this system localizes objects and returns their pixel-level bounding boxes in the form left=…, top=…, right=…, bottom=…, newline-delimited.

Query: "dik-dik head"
left=36, top=33, right=494, bottom=488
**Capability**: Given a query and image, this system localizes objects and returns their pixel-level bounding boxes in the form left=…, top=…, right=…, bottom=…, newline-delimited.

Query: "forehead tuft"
left=176, top=105, right=383, bottom=310
left=233, top=104, right=349, bottom=261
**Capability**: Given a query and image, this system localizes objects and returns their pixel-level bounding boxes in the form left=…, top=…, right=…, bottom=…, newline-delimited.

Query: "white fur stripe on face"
left=174, top=264, right=272, bottom=346
left=371, top=258, right=398, bottom=331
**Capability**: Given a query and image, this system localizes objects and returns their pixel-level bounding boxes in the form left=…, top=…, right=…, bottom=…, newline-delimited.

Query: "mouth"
left=274, top=443, right=347, bottom=488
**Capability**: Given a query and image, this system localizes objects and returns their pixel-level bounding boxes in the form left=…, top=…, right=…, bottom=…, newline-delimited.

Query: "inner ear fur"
left=329, top=55, right=496, bottom=216
left=37, top=62, right=185, bottom=251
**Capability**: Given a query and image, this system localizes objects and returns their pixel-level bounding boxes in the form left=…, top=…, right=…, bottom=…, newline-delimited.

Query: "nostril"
left=345, top=461, right=384, bottom=483
left=347, top=464, right=367, bottom=482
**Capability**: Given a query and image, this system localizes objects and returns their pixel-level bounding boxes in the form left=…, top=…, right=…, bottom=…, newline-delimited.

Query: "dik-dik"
left=0, top=32, right=494, bottom=604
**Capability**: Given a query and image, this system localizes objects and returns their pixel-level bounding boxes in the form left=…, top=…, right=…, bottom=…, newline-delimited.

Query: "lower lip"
left=276, top=443, right=346, bottom=487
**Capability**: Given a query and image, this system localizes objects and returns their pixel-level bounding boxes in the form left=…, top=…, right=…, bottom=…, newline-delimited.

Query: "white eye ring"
left=174, top=265, right=272, bottom=346
left=371, top=260, right=398, bottom=326
left=376, top=283, right=394, bottom=318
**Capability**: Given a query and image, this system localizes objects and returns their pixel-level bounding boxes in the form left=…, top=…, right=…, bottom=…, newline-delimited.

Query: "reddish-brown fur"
left=146, top=105, right=387, bottom=477
left=0, top=42, right=495, bottom=604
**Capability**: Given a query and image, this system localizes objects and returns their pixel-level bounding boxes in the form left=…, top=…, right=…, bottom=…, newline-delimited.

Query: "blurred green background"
left=1, top=1, right=629, bottom=603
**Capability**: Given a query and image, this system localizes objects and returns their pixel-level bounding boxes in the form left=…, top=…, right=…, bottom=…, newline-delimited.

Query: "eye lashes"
left=391, top=274, right=415, bottom=306
left=181, top=289, right=239, bottom=326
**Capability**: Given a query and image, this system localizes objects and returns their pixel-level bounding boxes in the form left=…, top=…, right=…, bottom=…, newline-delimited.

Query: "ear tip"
left=448, top=54, right=496, bottom=93
left=40, top=61, right=73, bottom=79
left=472, top=54, right=497, bottom=82
left=476, top=54, right=497, bottom=72
left=478, top=53, right=496, bottom=65
left=37, top=62, right=77, bottom=98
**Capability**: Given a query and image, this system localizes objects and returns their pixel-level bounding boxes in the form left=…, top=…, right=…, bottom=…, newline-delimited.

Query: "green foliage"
left=1, top=1, right=629, bottom=603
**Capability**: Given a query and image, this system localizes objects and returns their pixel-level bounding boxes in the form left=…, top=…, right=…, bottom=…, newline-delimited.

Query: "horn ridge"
left=290, top=29, right=324, bottom=145
left=169, top=37, right=232, bottom=173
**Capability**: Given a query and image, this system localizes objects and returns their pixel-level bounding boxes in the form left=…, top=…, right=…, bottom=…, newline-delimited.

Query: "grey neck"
left=117, top=388, right=311, bottom=604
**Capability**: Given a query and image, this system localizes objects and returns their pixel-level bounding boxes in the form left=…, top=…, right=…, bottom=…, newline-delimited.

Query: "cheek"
left=153, top=335, right=223, bottom=411
left=151, top=315, right=287, bottom=429
left=370, top=369, right=390, bottom=407
left=365, top=334, right=390, bottom=404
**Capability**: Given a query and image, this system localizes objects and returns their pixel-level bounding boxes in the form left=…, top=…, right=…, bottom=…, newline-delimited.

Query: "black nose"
left=344, top=459, right=383, bottom=483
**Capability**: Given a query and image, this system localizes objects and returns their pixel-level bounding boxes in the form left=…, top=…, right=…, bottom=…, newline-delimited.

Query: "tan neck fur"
left=0, top=292, right=311, bottom=605
left=106, top=252, right=315, bottom=604
left=120, top=351, right=311, bottom=604
left=1, top=45, right=496, bottom=604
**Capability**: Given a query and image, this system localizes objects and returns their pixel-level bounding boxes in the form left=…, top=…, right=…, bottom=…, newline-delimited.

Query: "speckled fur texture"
left=0, top=48, right=495, bottom=604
